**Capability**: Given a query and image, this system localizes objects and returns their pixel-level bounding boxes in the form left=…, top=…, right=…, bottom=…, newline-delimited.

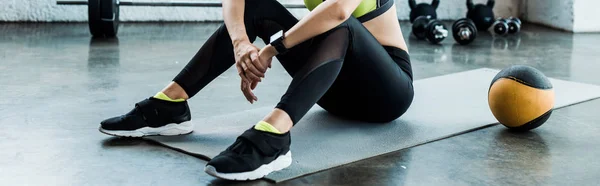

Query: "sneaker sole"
left=204, top=151, right=292, bottom=181
left=99, top=121, right=194, bottom=137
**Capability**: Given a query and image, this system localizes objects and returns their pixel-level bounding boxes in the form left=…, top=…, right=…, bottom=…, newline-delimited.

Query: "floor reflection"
left=487, top=130, right=551, bottom=185
left=87, top=37, right=121, bottom=91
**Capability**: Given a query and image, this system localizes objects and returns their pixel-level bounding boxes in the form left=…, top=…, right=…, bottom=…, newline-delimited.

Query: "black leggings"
left=173, top=0, right=414, bottom=124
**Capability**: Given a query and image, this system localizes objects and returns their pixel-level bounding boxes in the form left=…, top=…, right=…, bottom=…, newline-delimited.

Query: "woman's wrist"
left=263, top=45, right=279, bottom=57
left=232, top=36, right=250, bottom=47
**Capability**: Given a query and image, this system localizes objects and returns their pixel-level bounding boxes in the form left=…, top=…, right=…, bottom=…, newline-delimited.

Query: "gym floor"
left=1, top=22, right=600, bottom=186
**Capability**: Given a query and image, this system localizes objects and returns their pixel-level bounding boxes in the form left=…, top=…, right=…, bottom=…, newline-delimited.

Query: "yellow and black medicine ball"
left=488, top=65, right=555, bottom=131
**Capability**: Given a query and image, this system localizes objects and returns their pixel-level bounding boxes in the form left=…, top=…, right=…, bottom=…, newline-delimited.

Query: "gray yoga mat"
left=146, top=68, right=600, bottom=182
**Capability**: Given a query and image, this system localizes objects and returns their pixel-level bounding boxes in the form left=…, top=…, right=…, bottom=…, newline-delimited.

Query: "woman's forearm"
left=222, top=0, right=249, bottom=46
left=281, top=0, right=362, bottom=49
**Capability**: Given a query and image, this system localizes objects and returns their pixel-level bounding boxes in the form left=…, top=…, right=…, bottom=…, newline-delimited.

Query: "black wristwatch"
left=270, top=30, right=288, bottom=55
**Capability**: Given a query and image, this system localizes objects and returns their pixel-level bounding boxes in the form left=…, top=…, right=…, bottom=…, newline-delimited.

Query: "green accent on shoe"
left=153, top=92, right=186, bottom=102
left=253, top=121, right=282, bottom=134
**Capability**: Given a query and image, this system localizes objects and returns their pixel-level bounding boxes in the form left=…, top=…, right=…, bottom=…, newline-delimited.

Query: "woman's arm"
left=224, top=0, right=362, bottom=50
left=263, top=0, right=363, bottom=56
left=222, top=0, right=250, bottom=47
left=284, top=0, right=362, bottom=48
left=223, top=0, right=265, bottom=103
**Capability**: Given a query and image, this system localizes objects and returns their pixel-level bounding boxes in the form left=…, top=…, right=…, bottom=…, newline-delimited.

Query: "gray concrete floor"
left=1, top=22, right=599, bottom=186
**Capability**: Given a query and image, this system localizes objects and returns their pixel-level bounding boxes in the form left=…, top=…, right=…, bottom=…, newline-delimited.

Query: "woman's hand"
left=234, top=40, right=267, bottom=84
left=256, top=45, right=277, bottom=70
left=241, top=80, right=258, bottom=104
left=240, top=45, right=278, bottom=104
left=234, top=40, right=264, bottom=84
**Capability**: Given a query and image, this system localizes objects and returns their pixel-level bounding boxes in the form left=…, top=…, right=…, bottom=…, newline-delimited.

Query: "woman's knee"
left=244, top=0, right=286, bottom=13
left=330, top=18, right=359, bottom=32
left=244, top=0, right=274, bottom=6
left=337, top=17, right=366, bottom=32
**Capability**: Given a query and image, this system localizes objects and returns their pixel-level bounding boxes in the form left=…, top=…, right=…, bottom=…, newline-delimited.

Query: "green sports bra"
left=303, top=0, right=393, bottom=22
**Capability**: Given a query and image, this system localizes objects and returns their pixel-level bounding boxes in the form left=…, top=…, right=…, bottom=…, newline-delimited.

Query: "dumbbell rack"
left=56, top=0, right=306, bottom=37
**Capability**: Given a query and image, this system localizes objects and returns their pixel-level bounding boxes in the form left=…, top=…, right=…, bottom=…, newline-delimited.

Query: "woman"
left=99, top=0, right=414, bottom=181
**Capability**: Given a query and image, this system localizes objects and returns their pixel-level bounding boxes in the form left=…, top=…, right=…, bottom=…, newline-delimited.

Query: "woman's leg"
left=267, top=27, right=350, bottom=128
left=317, top=18, right=414, bottom=123
left=205, top=26, right=353, bottom=180
left=264, top=17, right=414, bottom=132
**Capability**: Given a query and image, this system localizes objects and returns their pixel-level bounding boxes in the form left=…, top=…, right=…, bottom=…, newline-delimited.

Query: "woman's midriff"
left=361, top=5, right=408, bottom=52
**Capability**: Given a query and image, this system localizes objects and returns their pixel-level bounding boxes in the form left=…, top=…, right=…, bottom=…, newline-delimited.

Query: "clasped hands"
left=234, top=40, right=278, bottom=104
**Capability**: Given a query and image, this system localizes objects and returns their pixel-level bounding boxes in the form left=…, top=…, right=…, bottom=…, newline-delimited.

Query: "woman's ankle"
left=263, top=109, right=293, bottom=133
left=161, top=82, right=189, bottom=100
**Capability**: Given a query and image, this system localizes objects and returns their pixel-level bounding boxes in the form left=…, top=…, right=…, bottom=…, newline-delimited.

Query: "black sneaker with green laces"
left=99, top=97, right=193, bottom=137
left=204, top=127, right=292, bottom=180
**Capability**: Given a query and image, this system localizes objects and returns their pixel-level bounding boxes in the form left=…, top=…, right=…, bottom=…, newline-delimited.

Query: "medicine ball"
left=488, top=65, right=555, bottom=131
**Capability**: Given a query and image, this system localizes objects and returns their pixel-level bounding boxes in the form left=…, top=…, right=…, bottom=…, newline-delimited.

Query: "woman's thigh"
left=316, top=18, right=414, bottom=123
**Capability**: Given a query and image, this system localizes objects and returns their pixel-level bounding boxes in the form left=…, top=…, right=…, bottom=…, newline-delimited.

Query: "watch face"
left=270, top=30, right=283, bottom=43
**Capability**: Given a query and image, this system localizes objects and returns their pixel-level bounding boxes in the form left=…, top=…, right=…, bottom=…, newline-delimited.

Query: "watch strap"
left=270, top=30, right=288, bottom=55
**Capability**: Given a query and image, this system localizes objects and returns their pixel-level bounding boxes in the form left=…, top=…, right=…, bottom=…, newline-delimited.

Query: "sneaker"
left=204, top=127, right=292, bottom=180
left=99, top=97, right=193, bottom=137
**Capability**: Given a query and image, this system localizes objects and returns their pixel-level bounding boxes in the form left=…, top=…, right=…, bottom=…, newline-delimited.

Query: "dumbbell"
left=490, top=18, right=509, bottom=36
left=412, top=16, right=448, bottom=44
left=466, top=0, right=495, bottom=31
left=506, top=17, right=522, bottom=34
left=408, top=0, right=446, bottom=44
left=452, top=18, right=477, bottom=45
left=490, top=17, right=522, bottom=36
